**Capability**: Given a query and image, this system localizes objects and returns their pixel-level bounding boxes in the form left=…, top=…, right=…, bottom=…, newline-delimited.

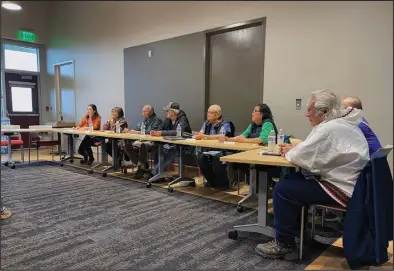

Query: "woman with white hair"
left=255, top=89, right=369, bottom=259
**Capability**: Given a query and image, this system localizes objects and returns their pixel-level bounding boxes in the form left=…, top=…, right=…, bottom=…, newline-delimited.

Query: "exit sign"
left=18, top=30, right=36, bottom=43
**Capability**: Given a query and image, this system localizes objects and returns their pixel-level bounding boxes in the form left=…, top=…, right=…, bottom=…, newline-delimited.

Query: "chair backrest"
left=376, top=145, right=393, bottom=157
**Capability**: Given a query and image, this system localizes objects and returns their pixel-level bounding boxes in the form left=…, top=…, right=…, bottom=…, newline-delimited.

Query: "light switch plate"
left=296, top=99, right=302, bottom=110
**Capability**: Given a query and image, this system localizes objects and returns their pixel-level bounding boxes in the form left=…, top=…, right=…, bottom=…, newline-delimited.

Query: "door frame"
left=203, top=17, right=266, bottom=120
left=0, top=38, right=45, bottom=122
left=53, top=60, right=76, bottom=122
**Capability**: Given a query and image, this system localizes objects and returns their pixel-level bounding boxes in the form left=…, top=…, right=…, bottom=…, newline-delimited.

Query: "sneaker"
left=134, top=167, right=145, bottom=179
left=80, top=155, right=88, bottom=164
left=87, top=158, right=95, bottom=166
left=1, top=208, right=12, bottom=220
left=255, top=240, right=294, bottom=259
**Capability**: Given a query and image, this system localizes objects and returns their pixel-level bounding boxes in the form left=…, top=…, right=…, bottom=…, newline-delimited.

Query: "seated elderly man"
left=255, top=89, right=369, bottom=259
left=123, top=104, right=163, bottom=179
left=194, top=104, right=235, bottom=189
left=150, top=102, right=192, bottom=174
left=342, top=96, right=382, bottom=156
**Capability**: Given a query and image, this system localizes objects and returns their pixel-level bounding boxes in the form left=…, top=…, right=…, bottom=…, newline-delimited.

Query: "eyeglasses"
left=253, top=110, right=261, bottom=113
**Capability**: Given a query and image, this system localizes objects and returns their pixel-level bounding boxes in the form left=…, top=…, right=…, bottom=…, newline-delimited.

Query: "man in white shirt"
left=256, top=89, right=369, bottom=259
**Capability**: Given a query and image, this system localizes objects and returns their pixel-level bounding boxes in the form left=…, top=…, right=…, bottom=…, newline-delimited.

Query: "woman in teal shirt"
left=227, top=103, right=278, bottom=145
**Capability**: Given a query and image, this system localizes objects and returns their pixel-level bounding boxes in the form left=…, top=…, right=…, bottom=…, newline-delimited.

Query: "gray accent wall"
left=124, top=32, right=205, bottom=130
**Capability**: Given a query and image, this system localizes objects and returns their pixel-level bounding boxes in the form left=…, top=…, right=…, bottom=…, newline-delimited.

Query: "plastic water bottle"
left=176, top=124, right=182, bottom=137
left=88, top=118, right=93, bottom=132
left=277, top=128, right=285, bottom=145
left=218, top=126, right=225, bottom=143
left=140, top=122, right=145, bottom=135
left=267, top=129, right=276, bottom=152
left=115, top=122, right=121, bottom=134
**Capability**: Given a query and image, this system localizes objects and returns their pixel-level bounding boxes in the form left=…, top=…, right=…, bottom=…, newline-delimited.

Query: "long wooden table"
left=51, top=128, right=259, bottom=150
left=220, top=148, right=295, bottom=238
left=1, top=128, right=55, bottom=169
left=52, top=128, right=261, bottom=190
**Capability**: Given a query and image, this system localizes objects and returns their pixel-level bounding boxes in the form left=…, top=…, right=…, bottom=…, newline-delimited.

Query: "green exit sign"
left=18, top=30, right=36, bottom=43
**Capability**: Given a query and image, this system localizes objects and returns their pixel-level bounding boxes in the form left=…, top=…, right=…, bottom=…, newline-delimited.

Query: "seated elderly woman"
left=255, top=89, right=369, bottom=259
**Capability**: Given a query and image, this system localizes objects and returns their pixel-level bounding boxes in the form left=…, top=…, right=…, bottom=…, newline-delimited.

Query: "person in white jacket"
left=256, top=89, right=369, bottom=259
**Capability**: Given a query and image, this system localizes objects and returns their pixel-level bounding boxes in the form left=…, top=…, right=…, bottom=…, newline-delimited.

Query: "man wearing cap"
left=150, top=102, right=192, bottom=174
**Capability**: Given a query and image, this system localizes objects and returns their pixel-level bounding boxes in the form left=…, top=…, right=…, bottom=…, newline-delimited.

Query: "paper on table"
left=223, top=141, right=236, bottom=145
left=204, top=151, right=221, bottom=155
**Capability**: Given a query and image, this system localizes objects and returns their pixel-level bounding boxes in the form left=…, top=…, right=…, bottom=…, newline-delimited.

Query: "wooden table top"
left=52, top=128, right=261, bottom=151
left=220, top=148, right=295, bottom=167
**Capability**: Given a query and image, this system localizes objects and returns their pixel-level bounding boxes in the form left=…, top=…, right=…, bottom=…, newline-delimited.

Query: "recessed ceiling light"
left=1, top=2, right=22, bottom=11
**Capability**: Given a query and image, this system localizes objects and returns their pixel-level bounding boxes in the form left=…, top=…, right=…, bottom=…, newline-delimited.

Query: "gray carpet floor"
left=1, top=163, right=337, bottom=269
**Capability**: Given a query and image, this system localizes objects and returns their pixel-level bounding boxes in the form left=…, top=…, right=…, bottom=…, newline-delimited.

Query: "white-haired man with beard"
left=255, top=89, right=369, bottom=259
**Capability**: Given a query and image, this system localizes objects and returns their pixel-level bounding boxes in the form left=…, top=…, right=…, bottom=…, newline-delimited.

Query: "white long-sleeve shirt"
left=285, top=108, right=369, bottom=197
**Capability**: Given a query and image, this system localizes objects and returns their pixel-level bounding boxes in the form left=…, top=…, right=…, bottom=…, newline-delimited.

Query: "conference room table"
left=52, top=128, right=262, bottom=191
left=1, top=127, right=55, bottom=169
left=220, top=148, right=295, bottom=239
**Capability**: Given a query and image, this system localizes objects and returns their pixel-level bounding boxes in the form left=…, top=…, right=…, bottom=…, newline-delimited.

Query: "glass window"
left=4, top=44, right=39, bottom=72
left=11, top=87, right=33, bottom=112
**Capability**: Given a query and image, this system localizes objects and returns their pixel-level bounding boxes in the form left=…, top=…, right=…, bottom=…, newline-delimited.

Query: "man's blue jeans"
left=273, top=171, right=337, bottom=245
left=152, top=144, right=178, bottom=175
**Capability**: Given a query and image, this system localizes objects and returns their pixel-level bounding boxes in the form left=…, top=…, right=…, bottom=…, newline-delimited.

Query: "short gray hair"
left=343, top=96, right=363, bottom=110
left=310, top=89, right=340, bottom=119
left=209, top=104, right=222, bottom=118
left=143, top=104, right=154, bottom=112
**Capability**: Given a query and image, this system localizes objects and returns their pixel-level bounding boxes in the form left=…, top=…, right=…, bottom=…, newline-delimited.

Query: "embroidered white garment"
left=285, top=108, right=370, bottom=196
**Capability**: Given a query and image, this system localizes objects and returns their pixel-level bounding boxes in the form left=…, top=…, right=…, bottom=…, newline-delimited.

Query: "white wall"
left=46, top=1, right=393, bottom=148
